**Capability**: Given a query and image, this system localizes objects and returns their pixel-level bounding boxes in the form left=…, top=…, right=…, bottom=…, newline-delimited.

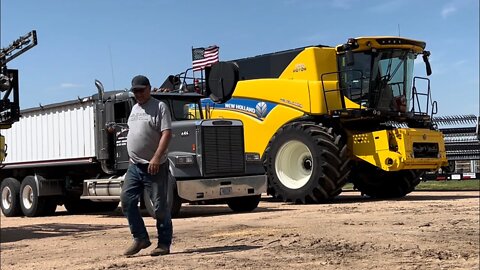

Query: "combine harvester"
left=165, top=36, right=450, bottom=202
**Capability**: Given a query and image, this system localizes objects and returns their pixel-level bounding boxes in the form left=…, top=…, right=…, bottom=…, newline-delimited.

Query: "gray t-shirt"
left=127, top=97, right=172, bottom=164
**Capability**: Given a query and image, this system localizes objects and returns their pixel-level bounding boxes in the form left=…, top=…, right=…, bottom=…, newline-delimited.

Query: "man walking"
left=121, top=75, right=173, bottom=256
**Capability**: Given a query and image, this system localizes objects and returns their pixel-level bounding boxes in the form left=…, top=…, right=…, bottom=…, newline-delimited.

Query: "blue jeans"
left=121, top=162, right=172, bottom=248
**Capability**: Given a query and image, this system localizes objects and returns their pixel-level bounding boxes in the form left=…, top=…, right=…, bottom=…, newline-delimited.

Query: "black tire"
left=350, top=161, right=424, bottom=198
left=64, top=197, right=93, bottom=214
left=144, top=174, right=182, bottom=218
left=227, top=195, right=261, bottom=212
left=170, top=189, right=182, bottom=218
left=42, top=198, right=58, bottom=216
left=263, top=122, right=350, bottom=203
left=19, top=176, right=48, bottom=217
left=90, top=201, right=119, bottom=213
left=1, top=178, right=22, bottom=217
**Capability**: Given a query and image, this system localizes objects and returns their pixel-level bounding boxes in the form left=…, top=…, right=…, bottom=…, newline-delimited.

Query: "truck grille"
left=201, top=125, right=245, bottom=176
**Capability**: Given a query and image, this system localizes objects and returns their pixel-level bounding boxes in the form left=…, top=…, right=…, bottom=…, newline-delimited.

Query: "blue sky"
left=1, top=0, right=478, bottom=116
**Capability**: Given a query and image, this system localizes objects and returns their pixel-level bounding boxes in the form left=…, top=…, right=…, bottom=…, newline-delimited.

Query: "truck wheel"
left=64, top=197, right=91, bottom=214
left=1, top=178, right=22, bottom=217
left=263, top=122, right=350, bottom=203
left=227, top=195, right=261, bottom=212
left=144, top=191, right=182, bottom=218
left=42, top=198, right=58, bottom=216
left=20, top=176, right=48, bottom=217
left=144, top=174, right=182, bottom=218
left=350, top=162, right=423, bottom=198
left=170, top=190, right=182, bottom=218
left=90, top=201, right=119, bottom=212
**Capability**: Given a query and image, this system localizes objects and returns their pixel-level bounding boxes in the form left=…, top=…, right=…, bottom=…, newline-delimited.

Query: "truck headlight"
left=245, top=153, right=261, bottom=162
left=175, top=155, right=195, bottom=166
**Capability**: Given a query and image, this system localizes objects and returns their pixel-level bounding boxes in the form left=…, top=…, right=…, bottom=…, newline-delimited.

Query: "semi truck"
left=192, top=36, right=448, bottom=202
left=0, top=79, right=266, bottom=217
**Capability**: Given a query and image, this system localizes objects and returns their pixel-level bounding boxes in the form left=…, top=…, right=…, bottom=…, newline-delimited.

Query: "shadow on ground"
left=0, top=223, right=124, bottom=243
left=45, top=204, right=291, bottom=220
left=177, top=244, right=262, bottom=255
left=264, top=191, right=480, bottom=205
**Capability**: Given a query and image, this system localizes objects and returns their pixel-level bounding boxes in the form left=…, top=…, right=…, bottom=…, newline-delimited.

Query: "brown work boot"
left=150, top=244, right=170, bottom=256
left=123, top=239, right=152, bottom=256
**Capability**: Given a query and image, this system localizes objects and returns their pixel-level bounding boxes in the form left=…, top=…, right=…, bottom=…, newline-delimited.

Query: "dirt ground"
left=1, top=190, right=479, bottom=270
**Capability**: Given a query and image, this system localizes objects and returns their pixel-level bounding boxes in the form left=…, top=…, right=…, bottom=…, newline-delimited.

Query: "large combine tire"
left=1, top=178, right=22, bottom=217
left=350, top=162, right=423, bottom=198
left=227, top=195, right=261, bottom=213
left=263, top=122, right=350, bottom=203
left=19, top=176, right=49, bottom=217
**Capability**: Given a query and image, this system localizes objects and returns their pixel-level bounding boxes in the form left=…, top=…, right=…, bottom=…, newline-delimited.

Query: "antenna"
left=108, top=45, right=116, bottom=90
left=398, top=24, right=401, bottom=37
left=0, top=0, right=2, bottom=48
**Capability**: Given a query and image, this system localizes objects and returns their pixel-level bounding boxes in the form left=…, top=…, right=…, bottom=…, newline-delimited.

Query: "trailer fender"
left=34, top=174, right=64, bottom=197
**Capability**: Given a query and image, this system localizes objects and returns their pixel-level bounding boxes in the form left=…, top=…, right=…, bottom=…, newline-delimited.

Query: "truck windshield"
left=338, top=50, right=415, bottom=112
left=154, top=97, right=202, bottom=121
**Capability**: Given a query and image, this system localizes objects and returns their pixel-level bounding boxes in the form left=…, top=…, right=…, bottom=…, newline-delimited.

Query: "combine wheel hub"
left=275, top=140, right=313, bottom=189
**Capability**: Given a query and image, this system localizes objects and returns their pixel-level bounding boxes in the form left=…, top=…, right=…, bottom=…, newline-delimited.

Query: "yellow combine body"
left=204, top=36, right=447, bottom=202
left=349, top=128, right=446, bottom=171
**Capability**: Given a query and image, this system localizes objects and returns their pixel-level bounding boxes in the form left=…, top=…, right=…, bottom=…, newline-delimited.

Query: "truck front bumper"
left=176, top=174, right=267, bottom=201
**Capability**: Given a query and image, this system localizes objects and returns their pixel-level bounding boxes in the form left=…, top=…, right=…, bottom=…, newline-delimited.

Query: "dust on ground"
left=1, top=191, right=479, bottom=270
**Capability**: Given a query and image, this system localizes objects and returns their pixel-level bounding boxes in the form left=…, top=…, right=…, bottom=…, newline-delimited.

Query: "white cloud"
left=60, top=83, right=82, bottom=89
left=367, top=0, right=404, bottom=13
left=453, top=59, right=467, bottom=66
left=441, top=5, right=457, bottom=18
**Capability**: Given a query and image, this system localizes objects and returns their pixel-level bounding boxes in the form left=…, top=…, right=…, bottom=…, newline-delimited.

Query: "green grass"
left=416, top=179, right=480, bottom=191
left=343, top=179, right=480, bottom=191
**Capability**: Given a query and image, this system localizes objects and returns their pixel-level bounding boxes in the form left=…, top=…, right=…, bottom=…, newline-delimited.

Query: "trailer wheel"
left=350, top=162, right=424, bottom=198
left=20, top=176, right=48, bottom=217
left=263, top=122, right=350, bottom=203
left=227, top=195, right=261, bottom=212
left=1, top=178, right=22, bottom=217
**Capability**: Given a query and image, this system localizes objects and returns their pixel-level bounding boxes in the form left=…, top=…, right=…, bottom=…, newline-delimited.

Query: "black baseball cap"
left=130, top=75, right=151, bottom=91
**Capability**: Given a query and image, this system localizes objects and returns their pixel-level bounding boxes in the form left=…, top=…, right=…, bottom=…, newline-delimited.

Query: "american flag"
left=192, top=45, right=219, bottom=71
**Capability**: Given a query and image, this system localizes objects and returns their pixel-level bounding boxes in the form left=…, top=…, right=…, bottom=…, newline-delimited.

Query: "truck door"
left=113, top=99, right=133, bottom=170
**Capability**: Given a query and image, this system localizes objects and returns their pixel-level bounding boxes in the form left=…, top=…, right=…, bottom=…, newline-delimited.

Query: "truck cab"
left=81, top=83, right=267, bottom=217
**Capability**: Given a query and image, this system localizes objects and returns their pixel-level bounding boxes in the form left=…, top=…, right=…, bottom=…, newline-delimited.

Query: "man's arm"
left=148, top=129, right=172, bottom=175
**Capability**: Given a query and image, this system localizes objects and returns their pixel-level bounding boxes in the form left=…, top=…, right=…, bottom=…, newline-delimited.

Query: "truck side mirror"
left=431, top=100, right=438, bottom=115
left=206, top=62, right=239, bottom=104
left=422, top=51, right=432, bottom=76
